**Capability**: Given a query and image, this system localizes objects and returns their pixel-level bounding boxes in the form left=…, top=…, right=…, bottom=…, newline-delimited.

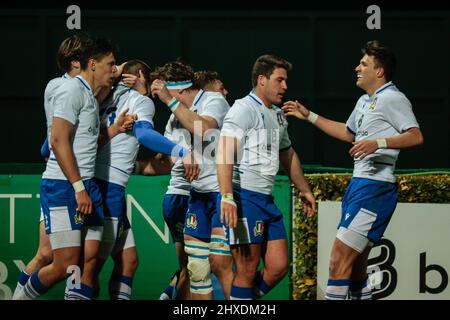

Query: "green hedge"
left=291, top=172, right=450, bottom=300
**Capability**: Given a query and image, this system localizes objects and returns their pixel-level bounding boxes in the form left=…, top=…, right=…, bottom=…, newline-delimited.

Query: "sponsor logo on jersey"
left=186, top=212, right=198, bottom=229
left=253, top=220, right=264, bottom=237
left=358, top=114, right=365, bottom=128
left=345, top=213, right=351, bottom=220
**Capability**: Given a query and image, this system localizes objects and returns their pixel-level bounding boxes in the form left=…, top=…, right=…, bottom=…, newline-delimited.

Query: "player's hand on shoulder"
left=282, top=100, right=310, bottom=120
left=116, top=107, right=138, bottom=133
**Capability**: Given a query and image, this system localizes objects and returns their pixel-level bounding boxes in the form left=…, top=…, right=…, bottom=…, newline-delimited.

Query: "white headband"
left=165, top=80, right=193, bottom=90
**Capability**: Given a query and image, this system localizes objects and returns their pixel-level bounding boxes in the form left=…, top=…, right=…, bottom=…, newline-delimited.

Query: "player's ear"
left=258, top=74, right=265, bottom=87
left=71, top=60, right=81, bottom=70
left=376, top=67, right=385, bottom=79
left=88, top=58, right=96, bottom=71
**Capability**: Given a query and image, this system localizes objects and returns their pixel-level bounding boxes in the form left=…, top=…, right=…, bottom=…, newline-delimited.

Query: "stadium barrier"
left=292, top=171, right=450, bottom=299
left=0, top=173, right=291, bottom=300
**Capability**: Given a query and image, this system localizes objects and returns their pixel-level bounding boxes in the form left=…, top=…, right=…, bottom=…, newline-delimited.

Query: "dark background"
left=1, top=2, right=448, bottom=169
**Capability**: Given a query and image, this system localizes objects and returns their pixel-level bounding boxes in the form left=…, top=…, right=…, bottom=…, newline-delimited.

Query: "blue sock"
left=163, top=285, right=174, bottom=297
left=18, top=271, right=31, bottom=286
left=349, top=278, right=372, bottom=300
left=66, top=283, right=94, bottom=300
left=110, top=275, right=133, bottom=300
left=230, top=285, right=253, bottom=300
left=22, top=271, right=50, bottom=299
left=253, top=270, right=272, bottom=299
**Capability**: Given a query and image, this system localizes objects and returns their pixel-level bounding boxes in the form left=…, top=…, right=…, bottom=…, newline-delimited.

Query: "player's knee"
left=124, top=253, right=139, bottom=274
left=209, top=234, right=232, bottom=277
left=185, top=240, right=213, bottom=294
left=36, top=247, right=53, bottom=267
left=209, top=255, right=232, bottom=277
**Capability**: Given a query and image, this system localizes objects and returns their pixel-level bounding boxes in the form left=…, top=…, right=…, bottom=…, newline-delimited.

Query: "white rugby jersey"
left=189, top=90, right=230, bottom=193
left=346, top=81, right=419, bottom=183
left=220, top=92, right=291, bottom=195
left=164, top=112, right=193, bottom=196
left=43, top=75, right=100, bottom=180
left=95, top=82, right=155, bottom=187
left=44, top=73, right=71, bottom=137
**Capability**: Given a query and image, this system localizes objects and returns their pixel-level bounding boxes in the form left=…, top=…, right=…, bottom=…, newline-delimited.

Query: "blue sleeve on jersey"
left=132, top=121, right=188, bottom=158
left=40, top=137, right=50, bottom=158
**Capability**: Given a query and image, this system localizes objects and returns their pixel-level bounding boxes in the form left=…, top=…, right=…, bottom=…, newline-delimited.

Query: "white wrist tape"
left=376, top=138, right=387, bottom=149
left=221, top=193, right=237, bottom=207
left=307, top=111, right=319, bottom=124
left=72, top=180, right=85, bottom=193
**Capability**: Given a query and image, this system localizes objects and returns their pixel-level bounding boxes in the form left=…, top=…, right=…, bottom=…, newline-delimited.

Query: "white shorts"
left=336, top=227, right=370, bottom=253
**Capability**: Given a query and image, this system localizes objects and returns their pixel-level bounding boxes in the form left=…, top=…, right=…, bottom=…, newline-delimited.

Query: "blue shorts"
left=219, top=187, right=287, bottom=245
left=95, top=178, right=131, bottom=237
left=340, top=177, right=398, bottom=244
left=163, top=194, right=189, bottom=243
left=183, top=190, right=223, bottom=240
left=40, top=178, right=104, bottom=235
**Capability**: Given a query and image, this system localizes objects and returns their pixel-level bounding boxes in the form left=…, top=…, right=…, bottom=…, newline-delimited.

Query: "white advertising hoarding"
left=317, top=202, right=450, bottom=300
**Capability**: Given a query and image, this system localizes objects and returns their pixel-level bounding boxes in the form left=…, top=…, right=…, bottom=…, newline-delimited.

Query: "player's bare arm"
left=50, top=117, right=92, bottom=214
left=217, top=135, right=238, bottom=228
left=349, top=127, right=424, bottom=159
left=279, top=147, right=316, bottom=216
left=283, top=100, right=354, bottom=143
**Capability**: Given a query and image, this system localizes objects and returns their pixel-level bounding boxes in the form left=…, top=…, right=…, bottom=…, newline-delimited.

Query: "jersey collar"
left=75, top=75, right=93, bottom=92
left=193, top=89, right=205, bottom=106
left=248, top=92, right=264, bottom=106
left=375, top=81, right=395, bottom=95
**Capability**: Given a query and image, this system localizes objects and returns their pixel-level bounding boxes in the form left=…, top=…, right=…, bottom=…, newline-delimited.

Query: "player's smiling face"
left=355, top=54, right=379, bottom=91
left=94, top=52, right=116, bottom=87
left=262, top=67, right=288, bottom=105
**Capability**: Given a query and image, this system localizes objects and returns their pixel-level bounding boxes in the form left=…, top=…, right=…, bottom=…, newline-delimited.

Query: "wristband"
left=307, top=111, right=319, bottom=124
left=72, top=180, right=85, bottom=193
left=167, top=97, right=180, bottom=112
left=221, top=193, right=237, bottom=207
left=376, top=138, right=387, bottom=149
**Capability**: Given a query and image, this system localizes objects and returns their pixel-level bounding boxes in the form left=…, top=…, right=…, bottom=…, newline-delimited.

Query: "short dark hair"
left=362, top=40, right=397, bottom=82
left=194, top=70, right=221, bottom=89
left=79, top=37, right=119, bottom=70
left=151, top=61, right=200, bottom=90
left=251, top=54, right=292, bottom=87
left=56, top=34, right=90, bottom=72
left=123, top=59, right=152, bottom=82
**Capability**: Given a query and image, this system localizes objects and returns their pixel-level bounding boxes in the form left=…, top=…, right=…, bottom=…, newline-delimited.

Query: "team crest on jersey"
left=186, top=213, right=198, bottom=229
left=253, top=220, right=264, bottom=237
left=74, top=211, right=84, bottom=225
left=368, top=98, right=378, bottom=110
